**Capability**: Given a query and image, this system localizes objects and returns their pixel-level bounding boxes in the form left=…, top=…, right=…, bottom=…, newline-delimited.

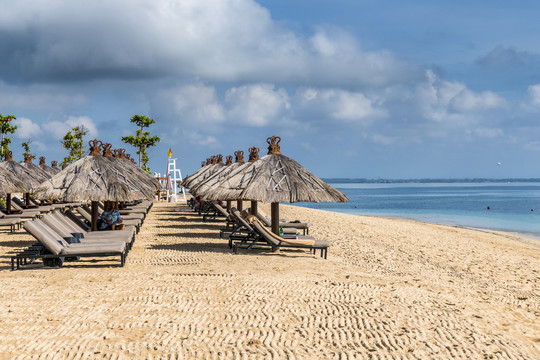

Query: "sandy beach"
left=0, top=201, right=538, bottom=359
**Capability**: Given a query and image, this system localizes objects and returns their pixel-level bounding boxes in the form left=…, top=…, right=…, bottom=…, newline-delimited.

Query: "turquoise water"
left=296, top=182, right=540, bottom=239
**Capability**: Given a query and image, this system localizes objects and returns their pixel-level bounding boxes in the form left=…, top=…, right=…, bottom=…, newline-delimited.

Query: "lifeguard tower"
left=166, top=148, right=186, bottom=201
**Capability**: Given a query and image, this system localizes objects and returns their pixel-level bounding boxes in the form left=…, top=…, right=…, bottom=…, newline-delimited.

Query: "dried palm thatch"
left=39, top=157, right=59, bottom=177
left=113, top=148, right=161, bottom=191
left=205, top=137, right=349, bottom=203
left=180, top=161, right=208, bottom=187
left=182, top=155, right=225, bottom=189
left=190, top=152, right=246, bottom=197
left=0, top=151, right=47, bottom=188
left=33, top=141, right=155, bottom=202
left=0, top=166, right=28, bottom=196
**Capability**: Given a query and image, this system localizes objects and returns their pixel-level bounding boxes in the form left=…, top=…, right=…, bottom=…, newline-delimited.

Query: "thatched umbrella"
left=112, top=148, right=161, bottom=192
left=50, top=160, right=61, bottom=174
left=33, top=140, right=155, bottom=230
left=0, top=166, right=29, bottom=213
left=0, top=167, right=27, bottom=196
left=0, top=151, right=48, bottom=212
left=182, top=155, right=225, bottom=189
left=39, top=156, right=59, bottom=177
left=190, top=152, right=247, bottom=211
left=20, top=153, right=51, bottom=182
left=180, top=158, right=211, bottom=188
left=205, top=136, right=348, bottom=235
left=202, top=146, right=262, bottom=212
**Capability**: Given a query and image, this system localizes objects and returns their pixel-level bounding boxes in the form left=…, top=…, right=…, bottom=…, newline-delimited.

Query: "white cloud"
left=296, top=88, right=385, bottom=124
left=416, top=70, right=506, bottom=123
left=47, top=116, right=98, bottom=140
left=161, top=84, right=225, bottom=124
left=0, top=81, right=87, bottom=112
left=13, top=117, right=41, bottom=139
left=372, top=134, right=397, bottom=145
left=0, top=1, right=416, bottom=88
left=474, top=128, right=504, bottom=138
left=184, top=131, right=220, bottom=148
left=527, top=84, right=540, bottom=107
left=450, top=89, right=506, bottom=112
left=225, top=84, right=290, bottom=126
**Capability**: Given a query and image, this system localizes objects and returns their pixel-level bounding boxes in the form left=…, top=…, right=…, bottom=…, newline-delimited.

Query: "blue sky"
left=1, top=0, right=540, bottom=179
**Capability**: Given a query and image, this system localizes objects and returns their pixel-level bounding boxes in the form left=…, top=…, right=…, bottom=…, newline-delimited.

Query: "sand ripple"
left=0, top=202, right=538, bottom=359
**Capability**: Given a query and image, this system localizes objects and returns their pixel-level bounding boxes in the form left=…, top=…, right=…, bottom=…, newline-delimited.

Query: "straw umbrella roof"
left=179, top=159, right=208, bottom=186
left=38, top=156, right=59, bottom=177
left=205, top=136, right=349, bottom=204
left=190, top=152, right=246, bottom=197
left=113, top=148, right=161, bottom=191
left=33, top=140, right=156, bottom=202
left=182, top=155, right=225, bottom=189
left=0, top=151, right=48, bottom=188
left=0, top=166, right=28, bottom=196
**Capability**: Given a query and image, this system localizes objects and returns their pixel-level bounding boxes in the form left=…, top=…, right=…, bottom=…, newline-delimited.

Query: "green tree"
left=0, top=113, right=17, bottom=160
left=121, top=115, right=161, bottom=173
left=61, top=126, right=88, bottom=164
left=21, top=140, right=36, bottom=161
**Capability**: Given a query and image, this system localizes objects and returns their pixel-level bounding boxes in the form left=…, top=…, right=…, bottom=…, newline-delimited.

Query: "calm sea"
left=296, top=182, right=540, bottom=240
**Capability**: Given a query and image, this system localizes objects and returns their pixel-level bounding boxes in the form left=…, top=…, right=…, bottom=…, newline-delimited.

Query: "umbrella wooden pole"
left=237, top=200, right=243, bottom=211
left=271, top=202, right=280, bottom=252
left=6, top=194, right=11, bottom=214
left=271, top=202, right=279, bottom=235
left=25, top=192, right=31, bottom=209
left=250, top=201, right=258, bottom=215
left=226, top=200, right=231, bottom=212
left=91, top=201, right=99, bottom=231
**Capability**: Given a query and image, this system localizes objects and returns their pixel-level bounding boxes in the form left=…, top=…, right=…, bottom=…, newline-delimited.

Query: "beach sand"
left=0, top=201, right=538, bottom=359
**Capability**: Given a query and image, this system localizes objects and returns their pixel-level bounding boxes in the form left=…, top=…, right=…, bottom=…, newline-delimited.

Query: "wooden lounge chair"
left=12, top=220, right=126, bottom=270
left=203, top=202, right=229, bottom=222
left=41, top=212, right=135, bottom=249
left=76, top=205, right=140, bottom=233
left=0, top=213, right=22, bottom=232
left=232, top=215, right=330, bottom=259
left=0, top=202, right=41, bottom=219
left=256, top=209, right=310, bottom=235
left=13, top=196, right=52, bottom=214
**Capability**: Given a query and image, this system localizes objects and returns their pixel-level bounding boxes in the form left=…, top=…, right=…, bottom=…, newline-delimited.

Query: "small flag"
left=168, top=148, right=172, bottom=158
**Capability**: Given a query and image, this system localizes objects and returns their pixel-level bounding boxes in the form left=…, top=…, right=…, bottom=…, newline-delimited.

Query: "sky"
left=1, top=0, right=540, bottom=179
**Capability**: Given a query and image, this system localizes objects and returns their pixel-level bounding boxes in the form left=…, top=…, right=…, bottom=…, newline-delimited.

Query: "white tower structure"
left=166, top=151, right=186, bottom=201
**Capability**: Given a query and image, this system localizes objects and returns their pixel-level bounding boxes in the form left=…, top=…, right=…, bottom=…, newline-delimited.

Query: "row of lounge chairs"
left=189, top=200, right=330, bottom=259
left=9, top=200, right=153, bottom=270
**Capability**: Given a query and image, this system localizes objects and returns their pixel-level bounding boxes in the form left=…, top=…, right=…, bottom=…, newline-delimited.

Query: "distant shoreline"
left=322, top=178, right=540, bottom=184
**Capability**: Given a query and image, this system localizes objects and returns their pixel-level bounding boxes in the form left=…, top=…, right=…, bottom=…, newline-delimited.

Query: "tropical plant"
left=21, top=140, right=36, bottom=161
left=121, top=114, right=161, bottom=173
left=61, top=126, right=88, bottom=164
left=0, top=113, right=17, bottom=161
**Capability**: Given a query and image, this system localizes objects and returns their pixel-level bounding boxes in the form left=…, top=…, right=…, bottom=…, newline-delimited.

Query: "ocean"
left=296, top=182, right=540, bottom=239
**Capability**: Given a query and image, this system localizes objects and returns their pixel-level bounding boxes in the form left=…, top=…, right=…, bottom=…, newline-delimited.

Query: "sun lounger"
left=76, top=205, right=141, bottom=233
left=0, top=213, right=22, bottom=232
left=224, top=208, right=260, bottom=248
left=232, top=215, right=329, bottom=259
left=0, top=202, right=41, bottom=219
left=13, top=196, right=53, bottom=214
left=41, top=212, right=135, bottom=249
left=12, top=220, right=126, bottom=270
left=256, top=209, right=310, bottom=235
left=202, top=202, right=229, bottom=222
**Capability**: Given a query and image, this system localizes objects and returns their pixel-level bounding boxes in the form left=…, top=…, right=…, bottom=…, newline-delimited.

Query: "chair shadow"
left=158, top=223, right=222, bottom=230
left=157, top=232, right=221, bottom=239
left=148, top=242, right=230, bottom=254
